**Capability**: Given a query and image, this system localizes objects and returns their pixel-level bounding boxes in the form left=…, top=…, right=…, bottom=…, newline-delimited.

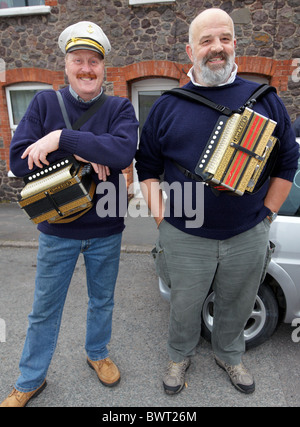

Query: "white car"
left=159, top=141, right=300, bottom=349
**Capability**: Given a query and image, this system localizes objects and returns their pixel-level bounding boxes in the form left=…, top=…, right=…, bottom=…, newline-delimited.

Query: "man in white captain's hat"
left=1, top=21, right=138, bottom=407
left=59, top=21, right=111, bottom=106
left=59, top=21, right=111, bottom=57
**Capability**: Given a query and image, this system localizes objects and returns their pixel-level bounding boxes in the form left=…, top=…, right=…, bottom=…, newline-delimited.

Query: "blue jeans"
left=15, top=232, right=122, bottom=393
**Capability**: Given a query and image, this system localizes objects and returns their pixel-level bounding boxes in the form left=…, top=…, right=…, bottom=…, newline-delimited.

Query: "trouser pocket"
left=151, top=239, right=171, bottom=288
left=260, top=240, right=275, bottom=283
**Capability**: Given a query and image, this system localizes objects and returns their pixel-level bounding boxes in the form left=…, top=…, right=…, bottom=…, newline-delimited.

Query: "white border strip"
left=129, top=0, right=175, bottom=5
left=0, top=5, right=51, bottom=18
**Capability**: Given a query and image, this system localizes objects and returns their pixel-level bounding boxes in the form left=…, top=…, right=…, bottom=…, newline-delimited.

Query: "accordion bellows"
left=18, top=157, right=96, bottom=224
left=195, top=108, right=278, bottom=195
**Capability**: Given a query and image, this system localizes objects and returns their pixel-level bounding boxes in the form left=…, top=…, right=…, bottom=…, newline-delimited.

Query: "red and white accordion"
left=195, top=108, right=278, bottom=195
left=18, top=156, right=96, bottom=224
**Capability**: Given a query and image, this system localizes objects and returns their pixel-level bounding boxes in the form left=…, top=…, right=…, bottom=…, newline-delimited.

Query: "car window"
left=279, top=146, right=300, bottom=217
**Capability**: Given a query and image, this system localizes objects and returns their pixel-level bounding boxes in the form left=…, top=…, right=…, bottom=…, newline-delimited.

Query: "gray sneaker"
left=163, top=358, right=190, bottom=395
left=215, top=355, right=255, bottom=394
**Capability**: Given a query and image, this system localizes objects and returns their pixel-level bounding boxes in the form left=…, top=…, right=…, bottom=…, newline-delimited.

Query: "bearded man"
left=135, top=8, right=298, bottom=395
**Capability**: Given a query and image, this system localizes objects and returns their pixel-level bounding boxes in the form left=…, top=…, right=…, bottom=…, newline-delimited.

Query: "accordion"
left=195, top=108, right=278, bottom=195
left=18, top=156, right=96, bottom=224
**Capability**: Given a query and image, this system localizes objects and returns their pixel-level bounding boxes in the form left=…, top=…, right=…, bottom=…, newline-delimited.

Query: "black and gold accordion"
left=194, top=108, right=278, bottom=195
left=18, top=156, right=96, bottom=224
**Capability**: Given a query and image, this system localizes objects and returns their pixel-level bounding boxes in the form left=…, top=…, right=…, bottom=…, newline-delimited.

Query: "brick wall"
left=0, top=0, right=299, bottom=201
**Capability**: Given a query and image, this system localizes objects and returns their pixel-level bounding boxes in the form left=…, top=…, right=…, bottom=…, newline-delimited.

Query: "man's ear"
left=186, top=44, right=194, bottom=63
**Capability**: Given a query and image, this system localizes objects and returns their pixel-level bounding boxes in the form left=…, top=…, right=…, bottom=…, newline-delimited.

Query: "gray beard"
left=194, top=53, right=235, bottom=86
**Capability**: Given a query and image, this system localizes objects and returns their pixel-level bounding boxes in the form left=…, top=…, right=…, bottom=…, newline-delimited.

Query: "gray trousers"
left=157, top=219, right=270, bottom=365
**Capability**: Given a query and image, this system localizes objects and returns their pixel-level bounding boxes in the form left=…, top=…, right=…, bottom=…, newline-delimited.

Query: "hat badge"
left=87, top=24, right=94, bottom=34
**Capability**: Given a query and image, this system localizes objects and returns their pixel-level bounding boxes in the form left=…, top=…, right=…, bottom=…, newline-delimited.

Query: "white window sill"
left=0, top=5, right=51, bottom=18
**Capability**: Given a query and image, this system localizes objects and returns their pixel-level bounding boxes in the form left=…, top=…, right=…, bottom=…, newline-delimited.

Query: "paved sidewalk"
left=0, top=199, right=158, bottom=252
left=0, top=201, right=299, bottom=407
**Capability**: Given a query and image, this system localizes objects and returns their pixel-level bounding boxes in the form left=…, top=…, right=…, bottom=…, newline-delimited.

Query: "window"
left=0, top=0, right=44, bottom=8
left=6, top=83, right=52, bottom=135
left=238, top=74, right=270, bottom=85
left=0, top=1, right=50, bottom=16
left=131, top=78, right=179, bottom=196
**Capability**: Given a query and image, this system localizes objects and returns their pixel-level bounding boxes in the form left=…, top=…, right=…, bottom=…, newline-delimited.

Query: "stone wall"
left=0, top=0, right=299, bottom=201
left=0, top=160, right=22, bottom=201
left=1, top=1, right=298, bottom=68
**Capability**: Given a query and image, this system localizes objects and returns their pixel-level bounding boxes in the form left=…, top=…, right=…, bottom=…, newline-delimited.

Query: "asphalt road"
left=0, top=246, right=299, bottom=408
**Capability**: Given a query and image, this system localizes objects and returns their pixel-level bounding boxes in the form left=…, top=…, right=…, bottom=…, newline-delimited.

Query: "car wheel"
left=201, top=282, right=279, bottom=349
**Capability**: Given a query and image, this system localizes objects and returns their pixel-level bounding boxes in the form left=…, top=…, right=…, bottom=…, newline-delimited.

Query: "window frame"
left=131, top=78, right=179, bottom=196
left=0, top=4, right=50, bottom=17
left=5, top=82, right=52, bottom=136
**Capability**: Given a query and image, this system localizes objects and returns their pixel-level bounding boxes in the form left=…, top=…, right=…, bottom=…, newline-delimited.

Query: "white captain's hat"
left=58, top=21, right=111, bottom=58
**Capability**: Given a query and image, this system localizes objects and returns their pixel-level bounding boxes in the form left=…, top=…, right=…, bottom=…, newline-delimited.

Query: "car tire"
left=201, top=282, right=279, bottom=350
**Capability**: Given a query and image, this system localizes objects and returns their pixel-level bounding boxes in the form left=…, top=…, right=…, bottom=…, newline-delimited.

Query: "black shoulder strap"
left=164, top=88, right=233, bottom=116
left=164, top=84, right=277, bottom=116
left=56, top=91, right=108, bottom=130
left=56, top=91, right=72, bottom=129
left=72, top=93, right=108, bottom=130
left=240, top=84, right=277, bottom=111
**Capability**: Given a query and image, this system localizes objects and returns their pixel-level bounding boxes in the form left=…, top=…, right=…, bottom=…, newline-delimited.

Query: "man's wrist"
left=266, top=211, right=278, bottom=223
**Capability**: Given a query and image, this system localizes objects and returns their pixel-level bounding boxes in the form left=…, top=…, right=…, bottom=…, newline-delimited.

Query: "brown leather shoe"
left=87, top=357, right=120, bottom=387
left=0, top=380, right=47, bottom=407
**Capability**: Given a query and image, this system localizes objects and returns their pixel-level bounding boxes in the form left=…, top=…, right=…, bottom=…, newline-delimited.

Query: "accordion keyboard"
left=21, top=164, right=73, bottom=199
left=205, top=113, right=241, bottom=175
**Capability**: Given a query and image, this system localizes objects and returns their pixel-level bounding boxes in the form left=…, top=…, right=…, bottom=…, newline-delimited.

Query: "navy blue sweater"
left=136, top=77, right=299, bottom=239
left=10, top=87, right=139, bottom=239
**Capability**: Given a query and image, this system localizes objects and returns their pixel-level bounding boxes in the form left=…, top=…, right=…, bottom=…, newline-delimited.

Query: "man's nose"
left=81, top=61, right=92, bottom=72
left=211, top=38, right=224, bottom=53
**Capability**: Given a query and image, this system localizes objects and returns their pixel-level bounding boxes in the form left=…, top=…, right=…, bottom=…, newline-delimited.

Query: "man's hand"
left=92, top=164, right=111, bottom=182
left=140, top=178, right=165, bottom=228
left=264, top=177, right=293, bottom=213
left=74, top=155, right=110, bottom=181
left=21, top=130, right=62, bottom=170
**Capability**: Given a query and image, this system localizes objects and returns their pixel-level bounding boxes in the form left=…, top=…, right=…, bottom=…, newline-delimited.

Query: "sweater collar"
left=187, top=63, right=238, bottom=87
left=69, top=85, right=103, bottom=104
